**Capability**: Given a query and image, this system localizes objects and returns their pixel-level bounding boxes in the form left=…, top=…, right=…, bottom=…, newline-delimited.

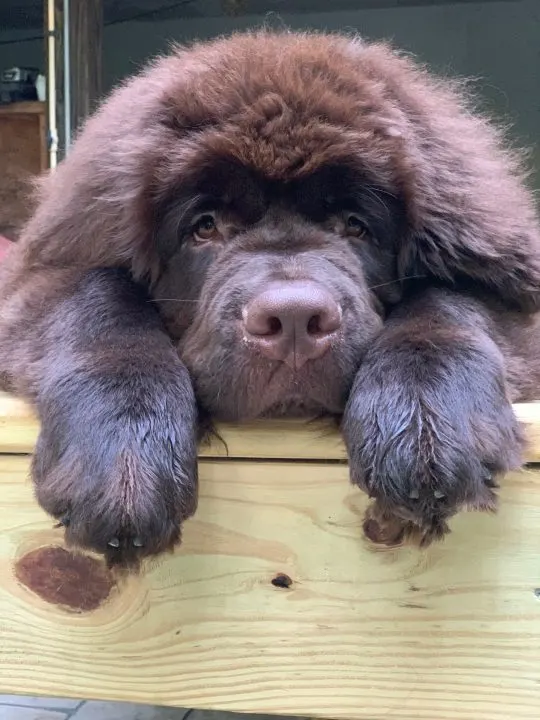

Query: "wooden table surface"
left=1, top=393, right=540, bottom=719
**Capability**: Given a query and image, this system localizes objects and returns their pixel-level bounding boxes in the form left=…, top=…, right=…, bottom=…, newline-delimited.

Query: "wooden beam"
left=0, top=391, right=539, bottom=462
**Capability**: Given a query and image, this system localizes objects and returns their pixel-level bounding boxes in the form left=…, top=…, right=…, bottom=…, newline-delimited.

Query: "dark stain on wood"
left=271, top=573, right=293, bottom=589
left=363, top=516, right=405, bottom=547
left=15, top=546, right=115, bottom=612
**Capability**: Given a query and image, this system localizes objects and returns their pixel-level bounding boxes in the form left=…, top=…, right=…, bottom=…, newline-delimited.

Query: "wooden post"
left=69, top=0, right=103, bottom=137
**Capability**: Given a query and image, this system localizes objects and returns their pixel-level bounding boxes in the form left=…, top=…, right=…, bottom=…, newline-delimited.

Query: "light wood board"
left=1, top=392, right=540, bottom=718
left=1, top=456, right=540, bottom=719
left=1, top=392, right=540, bottom=462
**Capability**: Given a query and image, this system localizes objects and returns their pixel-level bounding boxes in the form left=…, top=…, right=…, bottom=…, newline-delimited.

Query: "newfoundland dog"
left=0, top=31, right=539, bottom=568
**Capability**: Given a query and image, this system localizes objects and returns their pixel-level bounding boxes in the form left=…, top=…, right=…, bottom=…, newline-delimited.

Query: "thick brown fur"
left=0, top=30, right=539, bottom=568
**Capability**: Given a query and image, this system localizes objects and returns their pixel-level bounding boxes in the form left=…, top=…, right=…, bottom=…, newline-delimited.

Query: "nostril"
left=307, top=314, right=321, bottom=335
left=244, top=309, right=283, bottom=337
left=267, top=316, right=282, bottom=336
left=308, top=307, right=341, bottom=336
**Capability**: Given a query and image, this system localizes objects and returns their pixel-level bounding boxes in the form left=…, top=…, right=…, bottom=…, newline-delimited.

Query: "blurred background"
left=0, top=0, right=538, bottom=238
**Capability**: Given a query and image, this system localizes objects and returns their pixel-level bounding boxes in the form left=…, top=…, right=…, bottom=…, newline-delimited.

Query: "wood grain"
left=1, top=455, right=540, bottom=719
left=0, top=392, right=539, bottom=461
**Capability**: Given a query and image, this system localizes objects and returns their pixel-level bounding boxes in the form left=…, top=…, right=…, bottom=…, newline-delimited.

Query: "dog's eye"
left=324, top=195, right=336, bottom=210
left=345, top=213, right=370, bottom=239
left=193, top=213, right=221, bottom=242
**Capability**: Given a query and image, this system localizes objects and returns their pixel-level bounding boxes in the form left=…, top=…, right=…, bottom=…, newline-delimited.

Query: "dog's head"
left=151, top=34, right=417, bottom=421
left=28, top=32, right=540, bottom=421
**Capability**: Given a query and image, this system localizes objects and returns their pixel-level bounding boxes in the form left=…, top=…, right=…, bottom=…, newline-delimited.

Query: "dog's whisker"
left=148, top=299, right=199, bottom=304
left=367, top=275, right=427, bottom=291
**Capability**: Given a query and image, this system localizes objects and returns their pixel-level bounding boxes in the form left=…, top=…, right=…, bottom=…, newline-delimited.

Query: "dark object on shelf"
left=0, top=67, right=39, bottom=105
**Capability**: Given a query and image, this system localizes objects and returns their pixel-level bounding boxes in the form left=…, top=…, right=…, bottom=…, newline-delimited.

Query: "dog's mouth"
left=180, top=304, right=362, bottom=422
left=190, top=356, right=351, bottom=423
left=258, top=394, right=341, bottom=420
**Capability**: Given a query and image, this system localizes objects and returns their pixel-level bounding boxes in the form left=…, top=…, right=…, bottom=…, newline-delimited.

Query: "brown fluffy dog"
left=1, top=31, right=539, bottom=568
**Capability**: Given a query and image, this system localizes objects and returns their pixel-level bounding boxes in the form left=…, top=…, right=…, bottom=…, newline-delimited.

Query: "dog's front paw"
left=32, top=368, right=198, bottom=568
left=343, top=348, right=525, bottom=546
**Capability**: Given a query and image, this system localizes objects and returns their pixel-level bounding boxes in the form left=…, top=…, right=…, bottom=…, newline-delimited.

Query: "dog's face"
left=144, top=37, right=415, bottom=422
left=142, top=36, right=414, bottom=422
left=153, top=160, right=405, bottom=422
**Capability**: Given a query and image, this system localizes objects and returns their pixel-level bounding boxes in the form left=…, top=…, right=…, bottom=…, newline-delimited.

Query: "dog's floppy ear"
left=363, top=44, right=540, bottom=312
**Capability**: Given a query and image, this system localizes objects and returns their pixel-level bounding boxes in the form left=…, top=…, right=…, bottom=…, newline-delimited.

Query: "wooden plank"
left=1, top=455, right=539, bottom=718
left=0, top=392, right=539, bottom=462
left=0, top=102, right=47, bottom=116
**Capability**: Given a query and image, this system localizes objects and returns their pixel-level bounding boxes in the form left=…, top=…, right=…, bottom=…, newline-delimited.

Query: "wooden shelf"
left=0, top=101, right=46, bottom=116
left=1, top=392, right=540, bottom=718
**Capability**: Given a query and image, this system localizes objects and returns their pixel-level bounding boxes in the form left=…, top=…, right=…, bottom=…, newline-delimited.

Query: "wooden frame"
left=1, top=392, right=540, bottom=719
left=0, top=102, right=48, bottom=174
left=0, top=102, right=48, bottom=238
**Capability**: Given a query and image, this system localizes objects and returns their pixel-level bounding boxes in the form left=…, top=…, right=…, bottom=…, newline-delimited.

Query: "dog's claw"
left=433, top=490, right=445, bottom=499
left=107, top=537, right=120, bottom=548
left=54, top=513, right=71, bottom=529
left=133, top=537, right=144, bottom=548
left=482, top=468, right=496, bottom=487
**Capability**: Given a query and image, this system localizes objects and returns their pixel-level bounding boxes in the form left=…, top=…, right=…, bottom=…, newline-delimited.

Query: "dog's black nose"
left=243, top=281, right=341, bottom=369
